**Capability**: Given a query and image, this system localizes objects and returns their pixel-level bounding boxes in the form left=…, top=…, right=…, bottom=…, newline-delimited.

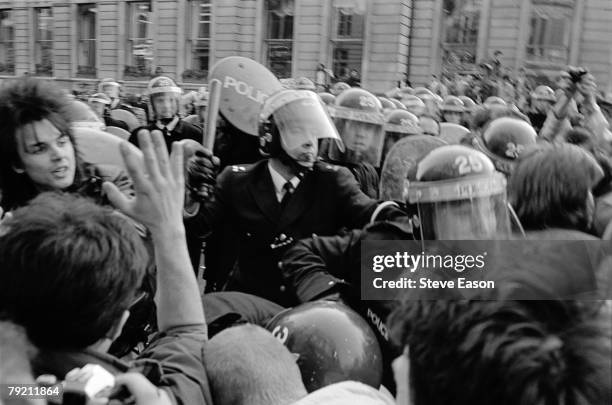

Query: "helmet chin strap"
left=159, top=117, right=174, bottom=125
left=277, top=148, right=312, bottom=179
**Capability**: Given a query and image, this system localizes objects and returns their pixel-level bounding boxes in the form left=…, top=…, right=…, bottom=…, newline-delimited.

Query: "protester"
left=205, top=324, right=307, bottom=405
left=0, top=78, right=134, bottom=212
left=0, top=131, right=212, bottom=404
left=508, top=143, right=603, bottom=237
left=388, top=294, right=612, bottom=405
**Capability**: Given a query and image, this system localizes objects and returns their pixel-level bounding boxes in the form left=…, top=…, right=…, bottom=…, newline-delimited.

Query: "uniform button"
left=246, top=232, right=251, bottom=237
left=279, top=233, right=287, bottom=241
left=278, top=261, right=283, bottom=270
left=279, top=285, right=286, bottom=292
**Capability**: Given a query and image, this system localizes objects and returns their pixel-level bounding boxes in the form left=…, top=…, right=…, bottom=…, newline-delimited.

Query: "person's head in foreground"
left=204, top=324, right=307, bottom=405
left=0, top=192, right=147, bottom=353
left=0, top=78, right=87, bottom=211
left=0, top=321, right=46, bottom=405
left=388, top=295, right=612, bottom=405
left=509, top=143, right=603, bottom=233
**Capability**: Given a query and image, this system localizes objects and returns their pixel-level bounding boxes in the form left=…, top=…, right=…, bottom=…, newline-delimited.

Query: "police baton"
left=203, top=78, right=222, bottom=150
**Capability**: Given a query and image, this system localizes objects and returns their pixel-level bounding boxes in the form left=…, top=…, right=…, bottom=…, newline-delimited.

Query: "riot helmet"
left=88, top=93, right=111, bottom=119
left=378, top=97, right=396, bottom=113
left=406, top=145, right=511, bottom=240
left=318, top=92, right=336, bottom=106
left=324, top=88, right=386, bottom=167
left=441, top=96, right=465, bottom=124
left=266, top=301, right=383, bottom=392
left=259, top=89, right=343, bottom=169
left=382, top=109, right=420, bottom=165
left=473, top=117, right=537, bottom=175
left=330, top=82, right=351, bottom=96
left=98, top=78, right=120, bottom=100
left=147, top=76, right=182, bottom=122
left=401, top=95, right=426, bottom=116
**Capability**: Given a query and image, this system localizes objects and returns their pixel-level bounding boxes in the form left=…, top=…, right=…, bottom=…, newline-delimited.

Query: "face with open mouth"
left=15, top=119, right=76, bottom=191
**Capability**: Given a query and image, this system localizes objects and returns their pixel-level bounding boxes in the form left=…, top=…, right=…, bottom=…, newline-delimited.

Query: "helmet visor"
left=273, top=96, right=344, bottom=152
left=407, top=173, right=510, bottom=239
left=324, top=118, right=385, bottom=167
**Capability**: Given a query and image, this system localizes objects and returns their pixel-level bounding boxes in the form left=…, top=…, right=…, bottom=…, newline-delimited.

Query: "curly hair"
left=0, top=78, right=85, bottom=210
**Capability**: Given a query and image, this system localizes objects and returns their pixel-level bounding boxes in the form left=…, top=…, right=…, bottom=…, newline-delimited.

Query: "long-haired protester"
left=0, top=78, right=134, bottom=212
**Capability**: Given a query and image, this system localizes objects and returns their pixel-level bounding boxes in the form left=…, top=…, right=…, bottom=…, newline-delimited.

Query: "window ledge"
left=524, top=60, right=566, bottom=71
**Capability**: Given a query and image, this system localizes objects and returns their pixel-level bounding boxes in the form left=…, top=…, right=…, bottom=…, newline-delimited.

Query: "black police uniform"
left=185, top=159, right=404, bottom=306
left=104, top=115, right=130, bottom=131
left=279, top=220, right=416, bottom=394
left=129, top=118, right=202, bottom=152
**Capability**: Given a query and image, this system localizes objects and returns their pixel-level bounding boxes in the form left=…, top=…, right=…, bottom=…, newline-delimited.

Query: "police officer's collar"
left=155, top=116, right=179, bottom=133
left=268, top=161, right=301, bottom=197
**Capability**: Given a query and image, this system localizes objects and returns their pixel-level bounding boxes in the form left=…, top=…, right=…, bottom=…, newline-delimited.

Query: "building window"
left=264, top=0, right=294, bottom=79
left=126, top=1, right=153, bottom=78
left=77, top=4, right=97, bottom=77
left=526, top=1, right=574, bottom=65
left=34, top=8, right=53, bottom=76
left=0, top=9, right=14, bottom=75
left=331, top=0, right=366, bottom=80
left=441, top=0, right=481, bottom=74
left=183, top=0, right=211, bottom=82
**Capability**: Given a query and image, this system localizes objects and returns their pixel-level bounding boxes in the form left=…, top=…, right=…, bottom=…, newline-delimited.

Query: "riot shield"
left=110, top=109, right=140, bottom=131
left=73, top=127, right=142, bottom=172
left=208, top=56, right=283, bottom=136
left=439, top=122, right=470, bottom=145
left=379, top=135, right=446, bottom=201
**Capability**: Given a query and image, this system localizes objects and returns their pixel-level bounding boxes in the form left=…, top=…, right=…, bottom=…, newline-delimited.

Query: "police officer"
left=406, top=144, right=511, bottom=240
left=128, top=76, right=202, bottom=152
left=381, top=109, right=420, bottom=164
left=322, top=87, right=386, bottom=168
left=472, top=117, right=537, bottom=176
left=440, top=95, right=465, bottom=125
left=184, top=88, right=404, bottom=305
left=98, top=78, right=134, bottom=113
left=88, top=93, right=130, bottom=131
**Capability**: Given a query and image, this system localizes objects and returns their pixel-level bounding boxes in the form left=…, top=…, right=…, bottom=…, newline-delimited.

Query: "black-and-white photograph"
left=0, top=1, right=611, bottom=404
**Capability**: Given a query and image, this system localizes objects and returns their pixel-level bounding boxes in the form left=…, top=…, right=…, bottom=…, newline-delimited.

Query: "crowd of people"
left=0, top=53, right=611, bottom=405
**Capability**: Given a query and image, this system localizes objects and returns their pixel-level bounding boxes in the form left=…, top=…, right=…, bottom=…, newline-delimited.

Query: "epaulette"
left=231, top=165, right=247, bottom=173
left=321, top=163, right=339, bottom=171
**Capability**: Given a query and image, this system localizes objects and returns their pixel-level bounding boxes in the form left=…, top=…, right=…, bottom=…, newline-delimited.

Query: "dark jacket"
left=186, top=160, right=404, bottom=305
left=129, top=120, right=202, bottom=152
left=104, top=115, right=130, bottom=131
left=34, top=325, right=212, bottom=405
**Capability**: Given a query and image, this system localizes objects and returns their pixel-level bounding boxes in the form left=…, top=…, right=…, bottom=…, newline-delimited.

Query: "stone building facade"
left=0, top=0, right=610, bottom=94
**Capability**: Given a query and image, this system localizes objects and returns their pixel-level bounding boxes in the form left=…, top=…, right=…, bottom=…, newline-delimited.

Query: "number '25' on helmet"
left=406, top=145, right=511, bottom=240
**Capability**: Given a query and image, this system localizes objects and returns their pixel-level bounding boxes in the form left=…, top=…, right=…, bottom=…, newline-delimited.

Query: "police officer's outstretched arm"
left=334, top=165, right=404, bottom=228
left=281, top=230, right=362, bottom=303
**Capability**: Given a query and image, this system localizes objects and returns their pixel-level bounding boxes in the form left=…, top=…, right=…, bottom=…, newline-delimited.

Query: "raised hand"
left=102, top=129, right=185, bottom=236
